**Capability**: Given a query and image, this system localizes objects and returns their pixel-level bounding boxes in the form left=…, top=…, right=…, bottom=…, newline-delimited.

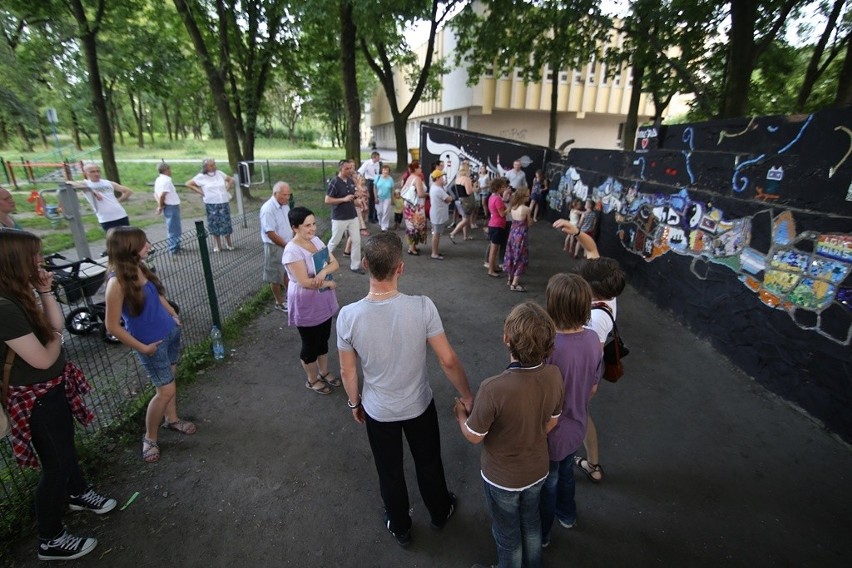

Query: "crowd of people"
left=1, top=154, right=624, bottom=566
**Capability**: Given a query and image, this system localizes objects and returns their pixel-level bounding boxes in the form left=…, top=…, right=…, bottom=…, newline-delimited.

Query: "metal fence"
left=0, top=206, right=268, bottom=537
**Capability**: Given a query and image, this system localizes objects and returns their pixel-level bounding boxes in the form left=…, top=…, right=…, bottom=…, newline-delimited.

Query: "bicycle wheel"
left=65, top=308, right=100, bottom=335
left=100, top=315, right=126, bottom=344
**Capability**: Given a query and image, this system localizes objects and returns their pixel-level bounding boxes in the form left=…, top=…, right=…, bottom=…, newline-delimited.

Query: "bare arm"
left=324, top=192, right=355, bottom=206
left=339, top=349, right=364, bottom=424
left=553, top=219, right=599, bottom=259
left=453, top=398, right=485, bottom=445
left=110, top=182, right=133, bottom=202
left=427, top=332, right=473, bottom=411
left=104, top=278, right=161, bottom=355
left=545, top=415, right=559, bottom=434
left=185, top=180, right=204, bottom=196
left=286, top=259, right=335, bottom=291
left=5, top=333, right=62, bottom=370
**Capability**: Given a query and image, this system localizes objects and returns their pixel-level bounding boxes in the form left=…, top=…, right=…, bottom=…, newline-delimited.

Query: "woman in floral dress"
left=502, top=187, right=533, bottom=291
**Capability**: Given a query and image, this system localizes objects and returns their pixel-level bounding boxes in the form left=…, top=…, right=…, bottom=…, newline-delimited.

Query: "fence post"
left=195, top=221, right=222, bottom=328
left=266, top=160, right=272, bottom=192
left=1, top=157, right=8, bottom=185
left=321, top=159, right=326, bottom=188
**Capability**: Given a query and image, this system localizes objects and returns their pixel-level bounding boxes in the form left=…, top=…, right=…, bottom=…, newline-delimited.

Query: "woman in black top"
left=0, top=229, right=116, bottom=561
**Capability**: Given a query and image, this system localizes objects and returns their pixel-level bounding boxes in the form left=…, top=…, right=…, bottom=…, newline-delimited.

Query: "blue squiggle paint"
left=682, top=127, right=695, bottom=151
left=682, top=151, right=696, bottom=184
left=778, top=114, right=813, bottom=154
left=767, top=126, right=779, bottom=133
left=731, top=154, right=766, bottom=192
left=633, top=157, right=646, bottom=180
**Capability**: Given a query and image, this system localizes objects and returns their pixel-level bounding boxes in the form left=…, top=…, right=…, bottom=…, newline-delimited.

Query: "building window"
left=545, top=66, right=554, bottom=82
left=627, top=67, right=634, bottom=88
left=515, top=68, right=524, bottom=80
left=614, top=64, right=622, bottom=87
left=559, top=71, right=569, bottom=84
left=573, top=70, right=582, bottom=85
left=453, top=115, right=462, bottom=128
left=443, top=117, right=451, bottom=126
left=587, top=56, right=596, bottom=85
left=484, top=66, right=494, bottom=78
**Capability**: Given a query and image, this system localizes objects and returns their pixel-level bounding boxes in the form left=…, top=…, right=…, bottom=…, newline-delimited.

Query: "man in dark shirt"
left=324, top=159, right=364, bottom=274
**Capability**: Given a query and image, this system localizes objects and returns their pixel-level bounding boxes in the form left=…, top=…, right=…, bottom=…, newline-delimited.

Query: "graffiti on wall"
left=550, top=168, right=852, bottom=345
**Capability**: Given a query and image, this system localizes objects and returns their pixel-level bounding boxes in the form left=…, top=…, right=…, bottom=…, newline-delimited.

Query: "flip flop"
left=319, top=372, right=341, bottom=387
left=510, top=285, right=527, bottom=292
left=306, top=378, right=333, bottom=395
left=162, top=418, right=197, bottom=435
left=574, top=456, right=603, bottom=483
left=487, top=272, right=501, bottom=278
left=142, top=437, right=160, bottom=463
left=431, top=255, right=445, bottom=260
left=407, top=250, right=420, bottom=256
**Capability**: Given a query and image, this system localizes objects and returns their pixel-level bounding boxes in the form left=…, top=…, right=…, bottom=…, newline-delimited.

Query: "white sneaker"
left=37, top=529, right=97, bottom=561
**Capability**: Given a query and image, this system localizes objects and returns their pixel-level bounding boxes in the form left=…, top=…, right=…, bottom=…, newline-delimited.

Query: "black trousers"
left=364, top=399, right=453, bottom=533
left=366, top=179, right=378, bottom=223
left=29, top=383, right=89, bottom=539
left=296, top=317, right=332, bottom=363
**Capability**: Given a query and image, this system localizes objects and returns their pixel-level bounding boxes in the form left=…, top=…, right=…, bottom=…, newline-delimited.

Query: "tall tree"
left=359, top=0, right=456, bottom=170
left=339, top=0, right=360, bottom=160
left=452, top=0, right=611, bottom=149
left=796, top=0, right=849, bottom=110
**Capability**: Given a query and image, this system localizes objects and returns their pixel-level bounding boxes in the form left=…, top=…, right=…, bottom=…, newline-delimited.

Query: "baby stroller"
left=44, top=253, right=121, bottom=343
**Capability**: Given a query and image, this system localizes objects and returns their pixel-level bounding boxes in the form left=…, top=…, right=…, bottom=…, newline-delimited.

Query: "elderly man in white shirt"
left=153, top=162, right=182, bottom=255
left=260, top=182, right=294, bottom=312
left=73, top=162, right=133, bottom=231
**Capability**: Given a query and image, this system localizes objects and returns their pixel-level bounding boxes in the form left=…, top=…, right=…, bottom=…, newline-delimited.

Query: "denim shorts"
left=136, top=325, right=181, bottom=387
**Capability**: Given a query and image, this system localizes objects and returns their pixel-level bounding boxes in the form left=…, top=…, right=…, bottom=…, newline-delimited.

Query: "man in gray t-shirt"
left=337, top=232, right=473, bottom=547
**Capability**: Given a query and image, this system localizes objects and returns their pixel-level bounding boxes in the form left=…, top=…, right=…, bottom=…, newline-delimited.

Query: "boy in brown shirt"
left=454, top=302, right=564, bottom=568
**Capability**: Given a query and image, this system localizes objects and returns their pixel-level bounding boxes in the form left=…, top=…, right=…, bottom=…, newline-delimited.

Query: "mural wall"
left=554, top=107, right=852, bottom=440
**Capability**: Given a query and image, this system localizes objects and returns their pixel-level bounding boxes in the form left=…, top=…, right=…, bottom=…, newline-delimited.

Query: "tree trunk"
left=548, top=67, right=559, bottom=148
left=834, top=33, right=852, bottom=107
left=173, top=0, right=243, bottom=171
left=70, top=110, right=82, bottom=150
left=17, top=122, right=33, bottom=152
left=147, top=109, right=154, bottom=145
left=38, top=123, right=49, bottom=148
left=720, top=0, right=757, bottom=119
left=340, top=1, right=360, bottom=160
left=129, top=92, right=145, bottom=148
left=70, top=0, right=119, bottom=182
left=623, top=63, right=645, bottom=149
left=163, top=102, right=173, bottom=142
left=0, top=118, right=8, bottom=148
left=797, top=0, right=845, bottom=111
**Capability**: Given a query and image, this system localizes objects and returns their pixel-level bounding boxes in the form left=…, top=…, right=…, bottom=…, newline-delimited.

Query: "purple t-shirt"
left=544, top=329, right=602, bottom=461
left=282, top=237, right=339, bottom=327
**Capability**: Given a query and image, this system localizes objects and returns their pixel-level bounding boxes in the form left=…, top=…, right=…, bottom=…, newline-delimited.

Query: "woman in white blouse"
left=186, top=158, right=235, bottom=252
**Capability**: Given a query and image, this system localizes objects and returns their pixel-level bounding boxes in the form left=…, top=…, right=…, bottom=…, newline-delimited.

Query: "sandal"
left=142, top=437, right=160, bottom=463
left=510, top=285, right=527, bottom=292
left=319, top=372, right=341, bottom=388
left=162, top=418, right=197, bottom=435
left=306, top=377, right=333, bottom=395
left=407, top=250, right=420, bottom=256
left=574, top=456, right=603, bottom=483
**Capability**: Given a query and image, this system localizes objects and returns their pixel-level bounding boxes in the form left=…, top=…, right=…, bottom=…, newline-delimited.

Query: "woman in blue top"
left=105, top=227, right=195, bottom=463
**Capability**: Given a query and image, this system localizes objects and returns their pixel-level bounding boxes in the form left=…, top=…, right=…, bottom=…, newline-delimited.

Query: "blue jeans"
left=483, top=478, right=544, bottom=568
left=163, top=204, right=182, bottom=253
left=540, top=453, right=576, bottom=544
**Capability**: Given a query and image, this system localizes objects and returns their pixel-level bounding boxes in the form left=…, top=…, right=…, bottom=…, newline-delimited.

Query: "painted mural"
left=550, top=170, right=851, bottom=346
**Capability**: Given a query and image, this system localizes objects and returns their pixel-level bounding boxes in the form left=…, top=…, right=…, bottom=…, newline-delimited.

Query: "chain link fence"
left=0, top=205, right=278, bottom=538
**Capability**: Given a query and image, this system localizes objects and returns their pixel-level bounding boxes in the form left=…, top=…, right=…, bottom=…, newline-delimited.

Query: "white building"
left=370, top=18, right=688, bottom=152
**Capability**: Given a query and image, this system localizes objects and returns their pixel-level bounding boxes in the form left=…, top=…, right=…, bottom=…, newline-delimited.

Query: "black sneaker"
left=37, top=529, right=97, bottom=561
left=68, top=488, right=117, bottom=515
left=383, top=512, right=412, bottom=548
left=430, top=492, right=457, bottom=530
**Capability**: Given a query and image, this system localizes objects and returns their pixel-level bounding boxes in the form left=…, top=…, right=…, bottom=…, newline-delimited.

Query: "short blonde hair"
left=503, top=302, right=555, bottom=365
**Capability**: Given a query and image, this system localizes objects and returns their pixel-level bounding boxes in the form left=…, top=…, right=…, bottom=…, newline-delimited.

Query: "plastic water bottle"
left=210, top=325, right=225, bottom=360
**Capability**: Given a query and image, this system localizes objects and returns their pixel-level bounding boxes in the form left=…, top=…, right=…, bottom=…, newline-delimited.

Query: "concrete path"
left=5, top=219, right=852, bottom=567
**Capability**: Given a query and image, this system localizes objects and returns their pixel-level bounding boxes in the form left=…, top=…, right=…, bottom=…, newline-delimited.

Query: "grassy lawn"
left=2, top=139, right=347, bottom=253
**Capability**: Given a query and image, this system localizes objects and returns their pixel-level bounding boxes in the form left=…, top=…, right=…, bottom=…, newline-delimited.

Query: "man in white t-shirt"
left=73, top=162, right=133, bottom=231
left=153, top=162, right=182, bottom=255
left=504, top=160, right=528, bottom=191
left=337, top=232, right=473, bottom=548
left=260, top=182, right=293, bottom=311
left=428, top=170, right=452, bottom=261
left=358, top=151, right=381, bottom=224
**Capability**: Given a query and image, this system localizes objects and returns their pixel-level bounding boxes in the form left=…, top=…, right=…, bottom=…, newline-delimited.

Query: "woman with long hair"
left=448, top=161, right=475, bottom=242
left=502, top=187, right=533, bottom=291
left=104, top=227, right=195, bottom=464
left=1, top=229, right=116, bottom=561
left=401, top=161, right=428, bottom=255
left=186, top=158, right=235, bottom=252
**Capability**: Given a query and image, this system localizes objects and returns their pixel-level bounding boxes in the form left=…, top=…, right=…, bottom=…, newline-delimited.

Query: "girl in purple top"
left=282, top=207, right=340, bottom=395
left=540, top=273, right=602, bottom=546
left=105, top=227, right=195, bottom=464
left=485, top=178, right=509, bottom=277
